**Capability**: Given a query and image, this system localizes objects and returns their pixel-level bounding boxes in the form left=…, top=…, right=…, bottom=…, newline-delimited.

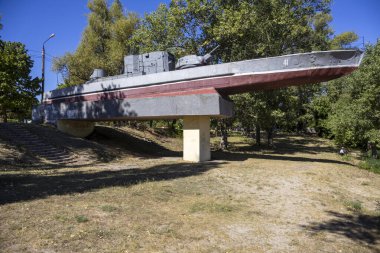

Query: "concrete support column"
left=183, top=116, right=211, bottom=162
left=57, top=120, right=95, bottom=138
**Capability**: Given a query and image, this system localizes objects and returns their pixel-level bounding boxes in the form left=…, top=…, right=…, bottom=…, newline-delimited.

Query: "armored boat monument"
left=33, top=49, right=364, bottom=162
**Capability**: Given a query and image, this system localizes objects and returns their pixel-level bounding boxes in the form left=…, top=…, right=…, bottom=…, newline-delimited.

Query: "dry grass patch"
left=1, top=134, right=379, bottom=252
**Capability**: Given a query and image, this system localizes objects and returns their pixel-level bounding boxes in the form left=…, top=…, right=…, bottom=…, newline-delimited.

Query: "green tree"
left=0, top=41, right=41, bottom=122
left=53, top=0, right=138, bottom=87
left=131, top=4, right=179, bottom=53
left=107, top=0, right=138, bottom=74
left=331, top=31, right=358, bottom=49
left=138, top=0, right=337, bottom=146
left=304, top=85, right=332, bottom=136
left=213, top=0, right=332, bottom=145
left=304, top=30, right=358, bottom=137
left=233, top=91, right=287, bottom=146
left=130, top=2, right=200, bottom=58
left=129, top=1, right=212, bottom=135
left=219, top=0, right=359, bottom=145
left=324, top=42, right=380, bottom=148
left=208, top=0, right=332, bottom=62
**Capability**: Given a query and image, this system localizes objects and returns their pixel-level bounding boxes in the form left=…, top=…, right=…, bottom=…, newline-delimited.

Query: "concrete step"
left=28, top=146, right=62, bottom=151
left=0, top=123, right=76, bottom=165
left=45, top=154, right=71, bottom=158
left=35, top=151, right=70, bottom=156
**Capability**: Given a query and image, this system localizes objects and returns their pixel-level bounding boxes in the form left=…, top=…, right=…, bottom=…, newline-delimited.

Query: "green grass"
left=341, top=154, right=352, bottom=161
left=344, top=200, right=362, bottom=212
left=75, top=215, right=89, bottom=223
left=358, top=158, right=380, bottom=174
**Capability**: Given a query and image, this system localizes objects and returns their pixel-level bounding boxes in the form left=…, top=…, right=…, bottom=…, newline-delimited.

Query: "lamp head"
left=49, top=33, right=55, bottom=38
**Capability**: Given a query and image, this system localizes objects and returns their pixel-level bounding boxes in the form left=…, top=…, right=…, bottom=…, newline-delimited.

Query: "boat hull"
left=43, top=50, right=363, bottom=104
left=45, top=65, right=357, bottom=105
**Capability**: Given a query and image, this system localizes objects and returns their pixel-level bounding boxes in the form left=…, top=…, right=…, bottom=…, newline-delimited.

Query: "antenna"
left=362, top=36, right=365, bottom=49
left=207, top=45, right=220, bottom=55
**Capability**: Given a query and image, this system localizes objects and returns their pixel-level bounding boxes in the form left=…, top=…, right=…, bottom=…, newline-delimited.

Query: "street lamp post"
left=41, top=33, right=55, bottom=102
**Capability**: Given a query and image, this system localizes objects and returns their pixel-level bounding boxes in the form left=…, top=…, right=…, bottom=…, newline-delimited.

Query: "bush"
left=358, top=158, right=380, bottom=174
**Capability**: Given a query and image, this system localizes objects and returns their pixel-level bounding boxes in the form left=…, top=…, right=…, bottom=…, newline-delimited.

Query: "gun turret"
left=175, top=45, right=220, bottom=70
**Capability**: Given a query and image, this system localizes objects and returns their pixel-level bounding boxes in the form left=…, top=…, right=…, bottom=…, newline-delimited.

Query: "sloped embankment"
left=0, top=123, right=115, bottom=167
left=0, top=123, right=182, bottom=167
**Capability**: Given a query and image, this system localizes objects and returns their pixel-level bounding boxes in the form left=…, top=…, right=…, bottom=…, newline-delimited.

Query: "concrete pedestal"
left=183, top=116, right=211, bottom=162
left=57, top=120, right=95, bottom=138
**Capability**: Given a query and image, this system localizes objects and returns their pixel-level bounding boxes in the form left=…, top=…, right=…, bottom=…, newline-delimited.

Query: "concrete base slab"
left=183, top=116, right=211, bottom=162
left=57, top=120, right=95, bottom=138
left=32, top=92, right=233, bottom=124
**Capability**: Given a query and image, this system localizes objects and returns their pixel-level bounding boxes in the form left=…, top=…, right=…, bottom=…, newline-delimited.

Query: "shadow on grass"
left=229, top=134, right=336, bottom=155
left=0, top=145, right=43, bottom=166
left=0, top=161, right=223, bottom=205
left=302, top=211, right=380, bottom=252
left=89, top=126, right=181, bottom=158
left=212, top=150, right=353, bottom=166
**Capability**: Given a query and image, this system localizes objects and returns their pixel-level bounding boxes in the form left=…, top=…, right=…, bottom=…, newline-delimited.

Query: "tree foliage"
left=210, top=0, right=333, bottom=61
left=132, top=0, right=339, bottom=145
left=216, top=0, right=333, bottom=145
left=322, top=42, right=380, bottom=147
left=0, top=41, right=41, bottom=122
left=130, top=3, right=186, bottom=56
left=129, top=0, right=216, bottom=58
left=331, top=31, right=358, bottom=49
left=53, top=0, right=138, bottom=87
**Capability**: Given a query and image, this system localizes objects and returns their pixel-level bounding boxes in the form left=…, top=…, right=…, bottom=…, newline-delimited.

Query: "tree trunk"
left=1, top=106, right=7, bottom=123
left=267, top=127, right=274, bottom=147
left=219, top=119, right=228, bottom=150
left=171, top=119, right=177, bottom=132
left=255, top=125, right=261, bottom=146
left=296, top=121, right=303, bottom=133
left=369, top=142, right=378, bottom=159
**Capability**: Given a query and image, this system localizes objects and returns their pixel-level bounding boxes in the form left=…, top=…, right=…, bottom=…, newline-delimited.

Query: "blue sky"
left=0, top=0, right=379, bottom=94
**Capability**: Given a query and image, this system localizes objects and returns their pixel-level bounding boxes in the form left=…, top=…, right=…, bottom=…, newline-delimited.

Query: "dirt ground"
left=0, top=130, right=379, bottom=253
